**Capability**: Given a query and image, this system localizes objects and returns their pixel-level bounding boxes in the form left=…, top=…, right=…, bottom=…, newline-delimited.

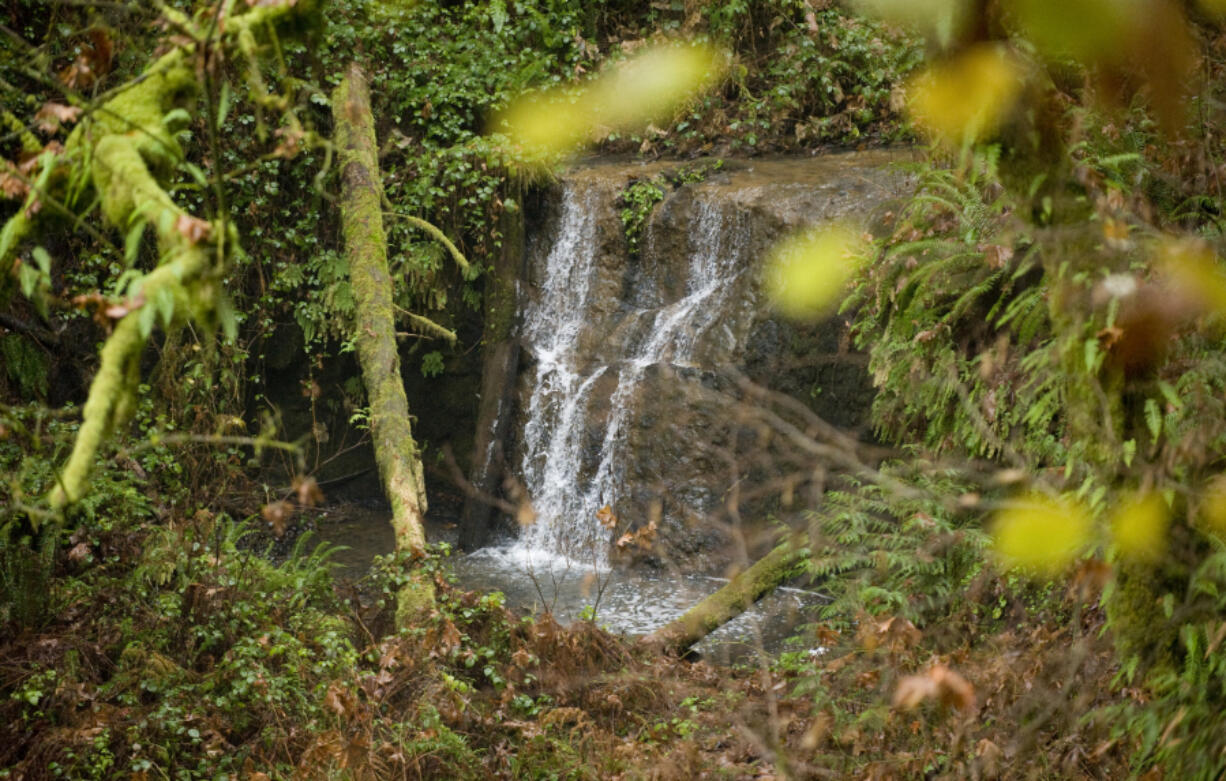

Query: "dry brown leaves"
left=859, top=615, right=922, bottom=654
left=596, top=504, right=618, bottom=530
left=292, top=475, right=323, bottom=507
left=261, top=499, right=294, bottom=538
left=175, top=214, right=212, bottom=245
left=615, top=519, right=657, bottom=550
left=0, top=169, right=27, bottom=200
left=59, top=29, right=113, bottom=90
left=34, top=103, right=82, bottom=134
left=892, top=663, right=977, bottom=713
left=273, top=124, right=306, bottom=159
left=70, top=291, right=146, bottom=332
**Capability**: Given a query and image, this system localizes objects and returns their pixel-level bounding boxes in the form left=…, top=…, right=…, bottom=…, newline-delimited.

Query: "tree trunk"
left=458, top=188, right=525, bottom=550
left=640, top=536, right=807, bottom=656
left=332, top=64, right=433, bottom=621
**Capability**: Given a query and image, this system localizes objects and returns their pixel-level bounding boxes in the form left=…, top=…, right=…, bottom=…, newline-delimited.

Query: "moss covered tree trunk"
left=459, top=188, right=525, bottom=550
left=332, top=64, right=433, bottom=620
left=640, top=536, right=806, bottom=656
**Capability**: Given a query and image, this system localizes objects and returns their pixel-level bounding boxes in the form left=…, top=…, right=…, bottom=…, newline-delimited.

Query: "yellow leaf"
left=1110, top=492, right=1169, bottom=562
left=992, top=493, right=1091, bottom=575
left=906, top=44, right=1026, bottom=147
left=1200, top=475, right=1226, bottom=538
left=852, top=0, right=972, bottom=48
left=493, top=42, right=726, bottom=156
left=764, top=223, right=869, bottom=320
left=1201, top=0, right=1226, bottom=17
left=1012, top=0, right=1138, bottom=63
left=589, top=43, right=725, bottom=129
left=1158, top=238, right=1226, bottom=315
left=494, top=97, right=592, bottom=158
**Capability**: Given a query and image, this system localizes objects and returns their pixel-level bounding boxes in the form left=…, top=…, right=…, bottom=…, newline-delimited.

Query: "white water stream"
left=512, top=182, right=750, bottom=570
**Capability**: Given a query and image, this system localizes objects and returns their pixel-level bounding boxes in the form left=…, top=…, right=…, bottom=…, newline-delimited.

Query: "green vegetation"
left=618, top=160, right=724, bottom=255
left=2, top=0, right=1226, bottom=777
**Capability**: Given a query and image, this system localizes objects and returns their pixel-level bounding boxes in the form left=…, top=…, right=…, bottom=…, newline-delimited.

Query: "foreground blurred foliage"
left=783, top=0, right=1226, bottom=774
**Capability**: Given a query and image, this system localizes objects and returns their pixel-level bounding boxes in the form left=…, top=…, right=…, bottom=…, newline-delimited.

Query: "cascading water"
left=322, top=154, right=907, bottom=655
left=513, top=181, right=751, bottom=569
left=513, top=179, right=611, bottom=563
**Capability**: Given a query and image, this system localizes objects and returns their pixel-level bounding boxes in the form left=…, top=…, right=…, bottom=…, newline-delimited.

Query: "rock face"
left=508, top=152, right=913, bottom=570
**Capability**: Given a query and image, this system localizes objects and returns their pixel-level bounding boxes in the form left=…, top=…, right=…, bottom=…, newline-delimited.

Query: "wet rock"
left=512, top=152, right=915, bottom=571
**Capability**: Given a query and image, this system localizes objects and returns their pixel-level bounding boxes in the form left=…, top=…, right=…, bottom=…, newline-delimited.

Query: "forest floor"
left=0, top=494, right=1135, bottom=779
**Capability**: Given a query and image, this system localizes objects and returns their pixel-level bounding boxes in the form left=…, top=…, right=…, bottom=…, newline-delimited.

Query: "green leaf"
left=18, top=263, right=38, bottom=298
left=1157, top=380, right=1183, bottom=411
left=421, top=350, right=445, bottom=378
left=154, top=286, right=176, bottom=328
left=489, top=0, right=508, bottom=32
left=182, top=163, right=210, bottom=188
left=124, top=220, right=146, bottom=268
left=162, top=107, right=192, bottom=129
left=217, top=294, right=237, bottom=343
left=217, top=81, right=233, bottom=127
left=1144, top=398, right=1162, bottom=441
left=31, top=246, right=51, bottom=275
left=1083, top=337, right=1100, bottom=372
left=138, top=302, right=156, bottom=339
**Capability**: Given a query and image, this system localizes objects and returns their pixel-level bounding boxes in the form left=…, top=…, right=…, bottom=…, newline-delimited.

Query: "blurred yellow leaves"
left=492, top=42, right=726, bottom=157
left=1012, top=0, right=1139, bottom=63
left=1110, top=492, right=1170, bottom=562
left=851, top=0, right=972, bottom=48
left=906, top=45, right=1026, bottom=147
left=1199, top=475, right=1226, bottom=538
left=1157, top=238, right=1226, bottom=316
left=992, top=494, right=1090, bottom=575
left=1201, top=0, right=1226, bottom=17
left=764, top=223, right=869, bottom=320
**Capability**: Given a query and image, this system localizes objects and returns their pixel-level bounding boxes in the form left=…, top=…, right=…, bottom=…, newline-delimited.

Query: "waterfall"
left=513, top=180, right=750, bottom=568
left=514, top=180, right=610, bottom=563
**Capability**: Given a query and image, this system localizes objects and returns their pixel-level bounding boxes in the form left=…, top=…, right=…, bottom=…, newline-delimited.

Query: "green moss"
left=1107, top=562, right=1179, bottom=682
left=395, top=575, right=437, bottom=628
left=0, top=334, right=49, bottom=398
left=67, top=50, right=196, bottom=169
left=333, top=65, right=432, bottom=604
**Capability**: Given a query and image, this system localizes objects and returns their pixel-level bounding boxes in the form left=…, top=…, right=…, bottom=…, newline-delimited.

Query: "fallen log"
left=640, top=534, right=807, bottom=656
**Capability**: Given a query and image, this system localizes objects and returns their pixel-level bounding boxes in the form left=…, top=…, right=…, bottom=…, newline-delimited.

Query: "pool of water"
left=450, top=545, right=823, bottom=664
left=310, top=502, right=824, bottom=664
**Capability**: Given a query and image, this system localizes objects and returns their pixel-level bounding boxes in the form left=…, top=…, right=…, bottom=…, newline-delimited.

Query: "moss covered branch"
left=0, top=3, right=318, bottom=513
left=383, top=205, right=472, bottom=277
left=640, top=536, right=807, bottom=656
